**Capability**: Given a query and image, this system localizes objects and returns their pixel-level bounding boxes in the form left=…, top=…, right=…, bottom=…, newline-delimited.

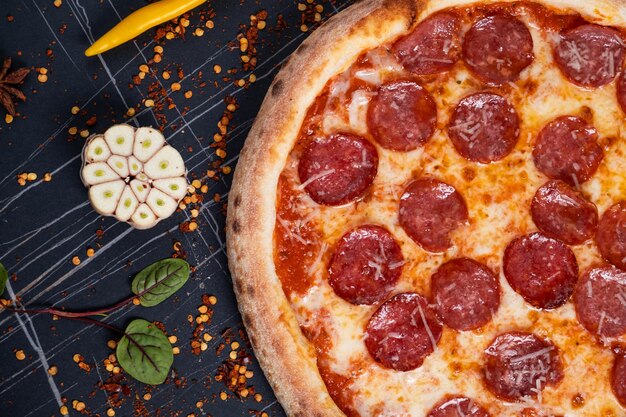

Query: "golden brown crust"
left=226, top=1, right=626, bottom=416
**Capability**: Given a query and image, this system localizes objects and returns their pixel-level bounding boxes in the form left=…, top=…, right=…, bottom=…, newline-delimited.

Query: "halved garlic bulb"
left=81, top=124, right=188, bottom=229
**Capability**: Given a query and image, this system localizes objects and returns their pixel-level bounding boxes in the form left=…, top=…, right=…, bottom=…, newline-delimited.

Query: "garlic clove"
left=146, top=188, right=177, bottom=219
left=104, top=124, right=135, bottom=156
left=88, top=180, right=125, bottom=215
left=82, top=162, right=120, bottom=186
left=143, top=146, right=185, bottom=179
left=115, top=186, right=140, bottom=222
left=107, top=155, right=130, bottom=178
left=130, top=179, right=151, bottom=203
left=152, top=177, right=189, bottom=201
left=133, top=127, right=165, bottom=162
left=131, top=204, right=158, bottom=229
left=84, top=135, right=111, bottom=163
left=128, top=156, right=143, bottom=177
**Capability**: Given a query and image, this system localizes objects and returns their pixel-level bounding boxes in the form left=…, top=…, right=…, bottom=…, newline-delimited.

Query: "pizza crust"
left=226, top=1, right=626, bottom=416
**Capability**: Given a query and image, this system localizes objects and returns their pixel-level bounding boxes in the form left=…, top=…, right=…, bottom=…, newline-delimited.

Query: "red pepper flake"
left=214, top=347, right=256, bottom=399
left=188, top=296, right=214, bottom=355
left=153, top=321, right=167, bottom=333
left=85, top=115, right=97, bottom=126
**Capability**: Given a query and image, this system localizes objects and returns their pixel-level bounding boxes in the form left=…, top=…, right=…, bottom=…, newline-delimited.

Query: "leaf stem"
left=1, top=275, right=160, bottom=318
left=5, top=306, right=159, bottom=371
left=2, top=305, right=126, bottom=337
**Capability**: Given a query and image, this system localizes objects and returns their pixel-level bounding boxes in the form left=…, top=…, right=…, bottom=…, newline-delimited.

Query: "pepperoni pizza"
left=226, top=0, right=626, bottom=416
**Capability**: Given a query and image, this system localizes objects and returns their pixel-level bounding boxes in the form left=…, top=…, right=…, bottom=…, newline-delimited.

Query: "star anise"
left=0, top=58, right=30, bottom=116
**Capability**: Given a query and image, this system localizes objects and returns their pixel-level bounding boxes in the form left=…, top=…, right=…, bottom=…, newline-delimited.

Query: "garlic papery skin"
left=81, top=124, right=189, bottom=229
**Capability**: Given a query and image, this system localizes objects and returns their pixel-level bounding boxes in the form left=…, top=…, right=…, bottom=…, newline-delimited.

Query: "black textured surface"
left=0, top=1, right=350, bottom=416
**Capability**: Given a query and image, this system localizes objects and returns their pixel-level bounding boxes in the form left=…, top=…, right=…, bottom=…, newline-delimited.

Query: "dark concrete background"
left=0, top=1, right=350, bottom=416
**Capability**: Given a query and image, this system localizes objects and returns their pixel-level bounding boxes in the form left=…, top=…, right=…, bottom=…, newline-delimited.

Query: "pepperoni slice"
left=431, top=258, right=500, bottom=331
left=365, top=293, right=442, bottom=371
left=503, top=233, right=578, bottom=309
left=596, top=202, right=626, bottom=270
left=532, top=116, right=603, bottom=186
left=554, top=24, right=625, bottom=88
left=612, top=353, right=626, bottom=407
left=427, top=396, right=491, bottom=417
left=447, top=92, right=520, bottom=163
left=399, top=178, right=468, bottom=252
left=483, top=331, right=564, bottom=402
left=393, top=12, right=462, bottom=75
left=531, top=180, right=598, bottom=245
left=298, top=133, right=378, bottom=206
left=574, top=266, right=626, bottom=339
left=367, top=80, right=437, bottom=151
left=617, top=71, right=626, bottom=114
left=328, top=225, right=404, bottom=305
left=463, top=15, right=534, bottom=85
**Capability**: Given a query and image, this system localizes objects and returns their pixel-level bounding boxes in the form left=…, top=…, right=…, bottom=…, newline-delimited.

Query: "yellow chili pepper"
left=85, top=0, right=206, bottom=57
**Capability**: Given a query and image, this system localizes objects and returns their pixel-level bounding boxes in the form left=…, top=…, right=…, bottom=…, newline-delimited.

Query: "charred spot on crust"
left=297, top=43, right=309, bottom=53
left=240, top=310, right=250, bottom=326
left=234, top=194, right=242, bottom=207
left=247, top=329, right=258, bottom=348
left=232, top=219, right=241, bottom=233
left=233, top=276, right=244, bottom=294
left=271, top=79, right=284, bottom=96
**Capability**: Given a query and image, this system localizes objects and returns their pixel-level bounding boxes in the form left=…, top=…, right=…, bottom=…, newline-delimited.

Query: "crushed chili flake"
left=214, top=347, right=256, bottom=399
left=188, top=295, right=215, bottom=355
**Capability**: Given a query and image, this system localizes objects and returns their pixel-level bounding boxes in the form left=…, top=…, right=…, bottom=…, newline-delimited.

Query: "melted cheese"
left=275, top=4, right=626, bottom=417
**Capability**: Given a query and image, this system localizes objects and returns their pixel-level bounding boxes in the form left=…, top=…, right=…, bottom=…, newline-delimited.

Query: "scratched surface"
left=0, top=1, right=351, bottom=416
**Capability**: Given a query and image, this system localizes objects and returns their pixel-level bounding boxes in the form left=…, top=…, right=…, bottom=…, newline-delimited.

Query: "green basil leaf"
left=131, top=258, right=190, bottom=307
left=0, top=263, right=7, bottom=296
left=116, top=319, right=173, bottom=385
